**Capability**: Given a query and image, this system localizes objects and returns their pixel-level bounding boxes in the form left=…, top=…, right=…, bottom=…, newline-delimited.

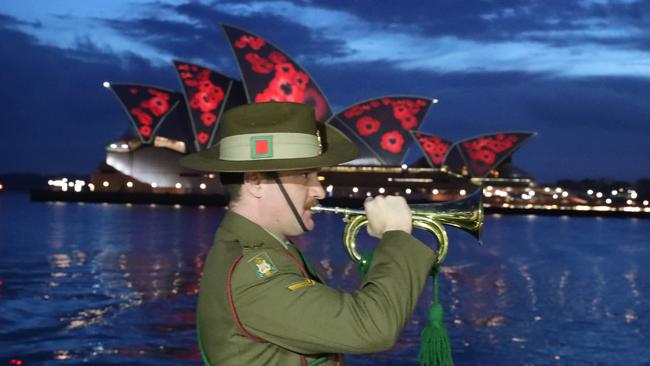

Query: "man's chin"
left=302, top=215, right=315, bottom=231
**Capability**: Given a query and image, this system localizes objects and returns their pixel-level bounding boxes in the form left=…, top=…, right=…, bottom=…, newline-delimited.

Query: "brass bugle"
left=311, top=189, right=484, bottom=266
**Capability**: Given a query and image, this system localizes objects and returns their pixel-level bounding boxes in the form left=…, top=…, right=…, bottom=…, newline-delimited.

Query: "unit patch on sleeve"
left=247, top=251, right=278, bottom=279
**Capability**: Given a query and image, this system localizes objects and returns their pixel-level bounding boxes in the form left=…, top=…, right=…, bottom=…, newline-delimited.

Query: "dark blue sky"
left=1, top=0, right=649, bottom=183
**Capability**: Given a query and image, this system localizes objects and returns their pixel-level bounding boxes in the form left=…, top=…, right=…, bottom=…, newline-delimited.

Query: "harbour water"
left=1, top=192, right=648, bottom=365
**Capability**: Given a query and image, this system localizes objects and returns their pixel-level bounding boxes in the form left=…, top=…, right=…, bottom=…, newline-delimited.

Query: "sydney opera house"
left=45, top=24, right=615, bottom=212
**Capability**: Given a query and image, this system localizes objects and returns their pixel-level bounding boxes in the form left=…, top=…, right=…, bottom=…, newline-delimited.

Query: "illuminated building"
left=50, top=23, right=644, bottom=215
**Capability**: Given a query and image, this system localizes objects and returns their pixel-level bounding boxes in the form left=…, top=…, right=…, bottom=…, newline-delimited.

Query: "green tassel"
left=356, top=252, right=374, bottom=279
left=418, top=268, right=453, bottom=366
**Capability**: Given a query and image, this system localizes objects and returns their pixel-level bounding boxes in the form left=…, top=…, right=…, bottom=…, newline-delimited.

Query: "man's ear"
left=241, top=172, right=264, bottom=198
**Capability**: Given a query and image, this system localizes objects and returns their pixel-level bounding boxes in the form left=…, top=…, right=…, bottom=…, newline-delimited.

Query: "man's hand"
left=364, top=195, right=412, bottom=238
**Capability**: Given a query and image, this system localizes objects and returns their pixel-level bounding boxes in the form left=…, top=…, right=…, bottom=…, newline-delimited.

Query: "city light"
left=627, top=199, right=633, bottom=205
left=432, top=189, right=439, bottom=195
left=352, top=187, right=359, bottom=193
left=555, top=187, right=562, bottom=193
left=0, top=183, right=4, bottom=191
left=405, top=188, right=412, bottom=194
left=605, top=198, right=612, bottom=204
left=644, top=200, right=649, bottom=206
left=102, top=81, right=110, bottom=88
left=126, top=181, right=133, bottom=188
left=175, top=183, right=182, bottom=189
left=102, top=181, right=109, bottom=187
left=611, top=190, right=618, bottom=196
left=326, top=185, right=334, bottom=193
left=200, top=183, right=207, bottom=190
left=587, top=189, right=593, bottom=195
left=561, top=191, right=568, bottom=198
left=459, top=189, right=466, bottom=196
left=88, top=183, right=95, bottom=191
left=401, top=164, right=408, bottom=170
left=596, top=192, right=603, bottom=198
left=378, top=187, right=385, bottom=194
left=110, top=143, right=118, bottom=149
left=552, top=194, right=559, bottom=199
left=121, top=143, right=129, bottom=149
left=151, top=182, right=158, bottom=188
left=630, top=191, right=638, bottom=199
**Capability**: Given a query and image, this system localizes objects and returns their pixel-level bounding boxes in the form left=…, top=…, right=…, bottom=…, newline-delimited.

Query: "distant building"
left=89, top=24, right=538, bottom=204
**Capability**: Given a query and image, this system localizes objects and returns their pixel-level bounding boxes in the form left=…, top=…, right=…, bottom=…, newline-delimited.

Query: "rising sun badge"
left=248, top=252, right=278, bottom=279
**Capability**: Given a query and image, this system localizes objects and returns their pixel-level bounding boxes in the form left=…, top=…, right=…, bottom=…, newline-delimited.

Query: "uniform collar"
left=218, top=211, right=290, bottom=251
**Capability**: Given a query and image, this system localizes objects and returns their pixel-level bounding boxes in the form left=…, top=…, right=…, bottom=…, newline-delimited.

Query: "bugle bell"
left=311, top=188, right=484, bottom=266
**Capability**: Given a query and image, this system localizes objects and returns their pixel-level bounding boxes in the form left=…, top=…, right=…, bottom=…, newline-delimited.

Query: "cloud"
left=0, top=1, right=201, bottom=66
left=3, top=1, right=650, bottom=77
left=214, top=0, right=650, bottom=78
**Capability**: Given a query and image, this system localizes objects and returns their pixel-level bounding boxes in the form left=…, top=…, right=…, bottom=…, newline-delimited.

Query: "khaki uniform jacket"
left=197, top=212, right=436, bottom=365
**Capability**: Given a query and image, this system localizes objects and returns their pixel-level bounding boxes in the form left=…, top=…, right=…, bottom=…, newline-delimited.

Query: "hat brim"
left=179, top=123, right=359, bottom=172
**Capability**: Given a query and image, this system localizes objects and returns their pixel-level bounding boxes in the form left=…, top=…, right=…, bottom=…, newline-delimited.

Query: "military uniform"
left=197, top=211, right=437, bottom=365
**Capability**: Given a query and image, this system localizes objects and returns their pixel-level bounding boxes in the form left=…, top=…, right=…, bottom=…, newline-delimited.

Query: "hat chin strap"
left=271, top=173, right=310, bottom=233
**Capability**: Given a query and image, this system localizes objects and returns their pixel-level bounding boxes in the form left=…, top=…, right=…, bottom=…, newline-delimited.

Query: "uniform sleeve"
left=231, top=230, right=436, bottom=355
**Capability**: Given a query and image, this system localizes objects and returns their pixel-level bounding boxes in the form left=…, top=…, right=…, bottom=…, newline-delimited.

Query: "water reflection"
left=1, top=193, right=649, bottom=365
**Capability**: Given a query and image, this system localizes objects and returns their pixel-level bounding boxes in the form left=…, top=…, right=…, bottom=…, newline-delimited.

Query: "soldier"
left=180, top=102, right=437, bottom=365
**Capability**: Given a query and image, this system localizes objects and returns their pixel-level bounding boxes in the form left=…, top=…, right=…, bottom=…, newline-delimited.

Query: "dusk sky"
left=1, top=0, right=649, bottom=183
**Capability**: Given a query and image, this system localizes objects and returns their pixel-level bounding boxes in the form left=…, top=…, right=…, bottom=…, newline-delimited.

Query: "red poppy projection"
left=223, top=24, right=333, bottom=122
left=332, top=97, right=433, bottom=165
left=108, top=84, right=182, bottom=143
left=410, top=131, right=453, bottom=168
left=173, top=61, right=241, bottom=150
left=456, top=132, right=535, bottom=177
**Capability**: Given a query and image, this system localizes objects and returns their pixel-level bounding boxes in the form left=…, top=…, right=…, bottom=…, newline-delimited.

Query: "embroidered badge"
left=287, top=279, right=316, bottom=291
left=250, top=136, right=273, bottom=159
left=248, top=252, right=278, bottom=279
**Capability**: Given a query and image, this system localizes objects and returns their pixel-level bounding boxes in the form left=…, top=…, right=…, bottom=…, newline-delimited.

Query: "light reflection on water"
left=1, top=192, right=649, bottom=365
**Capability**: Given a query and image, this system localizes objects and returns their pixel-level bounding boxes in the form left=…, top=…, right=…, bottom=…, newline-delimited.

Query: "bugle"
left=311, top=189, right=484, bottom=266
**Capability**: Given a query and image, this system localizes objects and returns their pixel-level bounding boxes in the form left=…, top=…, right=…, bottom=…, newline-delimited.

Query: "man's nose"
left=311, top=182, right=326, bottom=200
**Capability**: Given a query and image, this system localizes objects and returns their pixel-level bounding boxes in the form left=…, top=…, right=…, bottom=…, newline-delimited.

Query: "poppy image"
left=234, top=35, right=266, bottom=50
left=198, top=80, right=215, bottom=93
left=200, top=113, right=216, bottom=127
left=380, top=130, right=404, bottom=154
left=419, top=137, right=448, bottom=166
left=356, top=116, right=380, bottom=136
left=193, top=88, right=224, bottom=113
left=144, top=95, right=170, bottom=117
left=139, top=125, right=152, bottom=138
left=197, top=132, right=209, bottom=144
left=245, top=53, right=274, bottom=74
left=399, top=114, right=418, bottom=130
left=344, top=105, right=365, bottom=118
left=268, top=51, right=287, bottom=64
left=477, top=149, right=496, bottom=164
left=130, top=108, right=152, bottom=126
